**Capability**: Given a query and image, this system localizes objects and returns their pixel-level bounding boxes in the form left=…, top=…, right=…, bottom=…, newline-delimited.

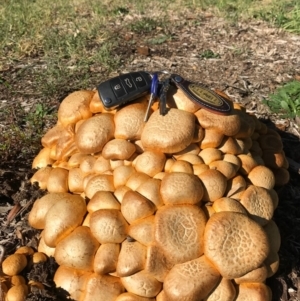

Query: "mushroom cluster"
left=28, top=88, right=288, bottom=301
left=1, top=246, right=47, bottom=301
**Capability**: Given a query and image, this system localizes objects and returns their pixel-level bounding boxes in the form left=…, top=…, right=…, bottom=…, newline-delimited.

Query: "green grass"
left=0, top=0, right=300, bottom=161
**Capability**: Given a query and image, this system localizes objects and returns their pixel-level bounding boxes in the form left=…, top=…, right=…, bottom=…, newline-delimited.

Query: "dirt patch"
left=1, top=13, right=300, bottom=301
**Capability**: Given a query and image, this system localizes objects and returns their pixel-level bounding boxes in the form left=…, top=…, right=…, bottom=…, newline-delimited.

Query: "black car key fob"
left=97, top=71, right=152, bottom=110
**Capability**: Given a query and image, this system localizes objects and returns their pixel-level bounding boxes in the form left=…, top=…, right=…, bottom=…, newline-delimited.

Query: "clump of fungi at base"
left=2, top=87, right=289, bottom=301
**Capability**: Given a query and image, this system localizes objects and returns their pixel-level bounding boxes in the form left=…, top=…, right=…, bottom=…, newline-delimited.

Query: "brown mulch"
left=1, top=12, right=300, bottom=301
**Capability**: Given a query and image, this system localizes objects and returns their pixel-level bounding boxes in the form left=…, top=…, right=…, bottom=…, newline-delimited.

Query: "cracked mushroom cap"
left=102, top=139, right=136, bottom=160
left=163, top=255, right=220, bottom=301
left=54, top=226, right=99, bottom=271
left=204, top=278, right=236, bottom=301
left=93, top=243, right=120, bottom=275
left=160, top=172, right=204, bottom=205
left=57, top=90, right=94, bottom=127
left=240, top=186, right=274, bottom=226
left=154, top=204, right=207, bottom=264
left=248, top=165, right=275, bottom=189
left=204, top=212, right=269, bottom=279
left=141, top=108, right=195, bottom=153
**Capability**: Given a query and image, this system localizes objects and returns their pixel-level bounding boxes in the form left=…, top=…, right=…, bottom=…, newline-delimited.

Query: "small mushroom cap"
left=82, top=273, right=125, bottom=301
left=145, top=243, right=173, bottom=282
left=205, top=278, right=236, bottom=301
left=128, top=216, right=155, bottom=247
left=126, top=172, right=151, bottom=191
left=225, top=175, right=247, bottom=200
left=67, top=153, right=89, bottom=168
left=195, top=109, right=241, bottom=136
left=87, top=191, right=120, bottom=213
left=75, top=114, right=115, bottom=154
left=117, top=240, right=146, bottom=277
left=41, top=124, right=65, bottom=149
left=46, top=167, right=69, bottom=193
left=54, top=226, right=99, bottom=271
left=68, top=168, right=86, bottom=193
left=171, top=88, right=202, bottom=112
left=114, top=100, right=148, bottom=140
left=15, top=246, right=34, bottom=256
left=141, top=109, right=195, bottom=153
left=38, top=231, right=56, bottom=257
left=6, top=284, right=29, bottom=301
left=32, top=252, right=47, bottom=264
left=54, top=265, right=90, bottom=301
left=235, top=282, right=272, bottom=301
left=164, top=255, right=220, bottom=301
left=89, top=90, right=104, bottom=113
left=93, top=156, right=111, bottom=173
left=177, top=153, right=204, bottom=165
left=94, top=243, right=120, bottom=275
left=90, top=209, right=128, bottom=243
left=32, top=148, right=54, bottom=169
left=114, top=185, right=132, bottom=203
left=193, top=163, right=210, bottom=177
left=84, top=174, right=114, bottom=199
left=200, top=128, right=224, bottom=149
left=237, top=154, right=259, bottom=175
left=209, top=160, right=236, bottom=180
left=218, top=137, right=243, bottom=155
left=223, top=154, right=241, bottom=173
left=258, top=133, right=283, bottom=152
left=115, top=292, right=156, bottom=301
left=136, top=178, right=164, bottom=208
left=79, top=155, right=96, bottom=173
left=43, top=194, right=86, bottom=247
left=272, top=167, right=290, bottom=186
left=192, top=124, right=205, bottom=143
left=133, top=151, right=166, bottom=177
left=264, top=220, right=281, bottom=253
left=169, top=160, right=194, bottom=174
left=204, top=212, right=269, bottom=279
left=2, top=254, right=27, bottom=276
left=199, top=148, right=223, bottom=165
left=10, top=275, right=26, bottom=286
left=240, top=186, right=274, bottom=226
left=212, top=197, right=247, bottom=214
left=121, top=270, right=162, bottom=298
left=234, top=264, right=268, bottom=284
left=102, top=139, right=136, bottom=160
left=57, top=90, right=94, bottom=126
left=29, top=193, right=71, bottom=229
left=248, top=165, right=275, bottom=189
left=262, top=151, right=287, bottom=169
left=30, top=166, right=52, bottom=190
left=113, top=165, right=135, bottom=188
left=160, top=172, right=204, bottom=205
left=121, top=191, right=156, bottom=224
left=155, top=205, right=207, bottom=264
left=198, top=169, right=227, bottom=202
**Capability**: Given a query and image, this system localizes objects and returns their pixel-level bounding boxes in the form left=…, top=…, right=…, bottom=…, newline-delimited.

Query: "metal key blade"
left=144, top=73, right=159, bottom=122
left=159, top=78, right=170, bottom=116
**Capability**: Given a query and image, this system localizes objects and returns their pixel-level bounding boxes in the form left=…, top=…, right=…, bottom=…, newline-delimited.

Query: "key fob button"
left=110, top=78, right=126, bottom=98
left=132, top=72, right=148, bottom=88
left=120, top=75, right=136, bottom=93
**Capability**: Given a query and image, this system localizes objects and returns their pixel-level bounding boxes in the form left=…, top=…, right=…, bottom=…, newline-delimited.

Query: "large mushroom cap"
left=141, top=109, right=195, bottom=153
left=204, top=212, right=269, bottom=278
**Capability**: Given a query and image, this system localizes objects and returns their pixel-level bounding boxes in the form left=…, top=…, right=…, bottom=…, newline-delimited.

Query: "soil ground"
left=1, top=12, right=300, bottom=301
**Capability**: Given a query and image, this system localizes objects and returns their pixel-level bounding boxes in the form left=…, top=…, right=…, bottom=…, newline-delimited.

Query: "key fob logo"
left=124, top=78, right=133, bottom=88
left=188, top=84, right=223, bottom=106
